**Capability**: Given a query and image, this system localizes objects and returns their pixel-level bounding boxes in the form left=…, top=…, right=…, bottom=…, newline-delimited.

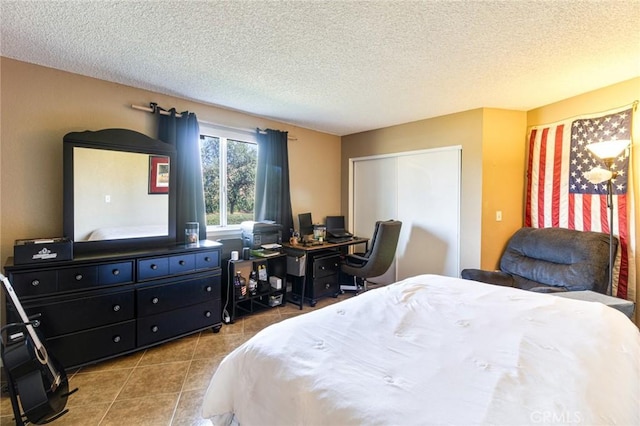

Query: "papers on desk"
left=261, top=243, right=282, bottom=250
left=251, top=249, right=281, bottom=258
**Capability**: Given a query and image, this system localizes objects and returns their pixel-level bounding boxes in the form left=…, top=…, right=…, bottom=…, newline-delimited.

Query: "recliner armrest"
left=460, top=269, right=515, bottom=287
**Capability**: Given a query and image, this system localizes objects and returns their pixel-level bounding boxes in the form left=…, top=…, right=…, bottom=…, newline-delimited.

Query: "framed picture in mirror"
left=149, top=155, right=170, bottom=194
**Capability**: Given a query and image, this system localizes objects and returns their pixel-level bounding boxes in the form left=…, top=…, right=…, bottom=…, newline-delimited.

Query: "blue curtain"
left=156, top=108, right=207, bottom=242
left=255, top=129, right=294, bottom=240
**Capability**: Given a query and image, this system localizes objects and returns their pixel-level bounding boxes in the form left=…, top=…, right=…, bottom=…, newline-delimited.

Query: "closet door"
left=351, top=147, right=460, bottom=283
left=396, top=148, right=460, bottom=279
left=352, top=156, right=397, bottom=283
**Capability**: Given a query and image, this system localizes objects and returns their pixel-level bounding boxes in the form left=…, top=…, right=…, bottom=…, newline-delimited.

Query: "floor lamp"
left=585, top=139, right=631, bottom=296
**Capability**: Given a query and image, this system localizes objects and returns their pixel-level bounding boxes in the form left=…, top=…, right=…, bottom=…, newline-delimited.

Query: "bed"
left=202, top=274, right=640, bottom=425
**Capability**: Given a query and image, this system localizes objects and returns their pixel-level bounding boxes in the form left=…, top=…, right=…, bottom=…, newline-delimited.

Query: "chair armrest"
left=345, top=253, right=368, bottom=266
left=460, top=269, right=515, bottom=287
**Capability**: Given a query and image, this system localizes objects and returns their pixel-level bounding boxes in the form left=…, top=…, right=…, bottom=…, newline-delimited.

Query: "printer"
left=241, top=221, right=282, bottom=249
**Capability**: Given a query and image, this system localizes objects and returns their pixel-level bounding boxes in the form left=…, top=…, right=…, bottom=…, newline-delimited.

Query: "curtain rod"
left=131, top=103, right=297, bottom=140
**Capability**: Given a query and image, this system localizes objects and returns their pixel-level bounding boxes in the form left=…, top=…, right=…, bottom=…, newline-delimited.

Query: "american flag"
left=525, top=105, right=635, bottom=299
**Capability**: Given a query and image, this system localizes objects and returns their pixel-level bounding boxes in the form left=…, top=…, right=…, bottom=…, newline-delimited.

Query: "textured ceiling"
left=1, top=0, right=639, bottom=136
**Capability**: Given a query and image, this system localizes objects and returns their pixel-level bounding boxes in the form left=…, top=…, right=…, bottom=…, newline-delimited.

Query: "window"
left=199, top=124, right=258, bottom=228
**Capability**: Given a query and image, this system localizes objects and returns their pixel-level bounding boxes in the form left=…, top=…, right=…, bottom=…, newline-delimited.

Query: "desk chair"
left=340, top=220, right=402, bottom=293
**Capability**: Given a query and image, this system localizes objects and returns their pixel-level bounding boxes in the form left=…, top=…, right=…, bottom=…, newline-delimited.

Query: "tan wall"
left=481, top=109, right=527, bottom=269
left=341, top=109, right=486, bottom=271
left=0, top=58, right=341, bottom=264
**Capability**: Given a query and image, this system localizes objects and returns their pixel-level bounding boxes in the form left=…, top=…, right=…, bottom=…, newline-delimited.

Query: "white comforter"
left=202, top=274, right=640, bottom=425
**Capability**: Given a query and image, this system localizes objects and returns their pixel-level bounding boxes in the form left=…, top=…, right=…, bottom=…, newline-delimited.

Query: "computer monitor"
left=325, top=215, right=345, bottom=233
left=298, top=212, right=314, bottom=237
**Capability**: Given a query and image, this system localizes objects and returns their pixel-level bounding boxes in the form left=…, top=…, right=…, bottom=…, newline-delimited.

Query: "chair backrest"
left=357, top=220, right=402, bottom=277
left=499, top=227, right=615, bottom=293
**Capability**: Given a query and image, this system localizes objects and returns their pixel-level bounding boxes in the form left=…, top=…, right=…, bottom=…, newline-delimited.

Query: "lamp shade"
left=584, top=167, right=613, bottom=184
left=586, top=139, right=631, bottom=160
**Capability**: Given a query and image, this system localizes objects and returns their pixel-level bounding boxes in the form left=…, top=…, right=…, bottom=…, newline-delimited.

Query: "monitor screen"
left=325, top=215, right=345, bottom=232
left=298, top=212, right=314, bottom=236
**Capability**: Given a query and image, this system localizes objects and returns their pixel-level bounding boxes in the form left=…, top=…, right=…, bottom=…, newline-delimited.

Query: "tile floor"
left=1, top=294, right=348, bottom=425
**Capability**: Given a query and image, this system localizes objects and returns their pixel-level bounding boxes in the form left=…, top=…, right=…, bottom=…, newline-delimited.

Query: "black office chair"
left=340, top=220, right=402, bottom=293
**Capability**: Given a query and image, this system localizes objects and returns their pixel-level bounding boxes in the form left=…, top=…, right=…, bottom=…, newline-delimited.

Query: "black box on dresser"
left=3, top=240, right=223, bottom=369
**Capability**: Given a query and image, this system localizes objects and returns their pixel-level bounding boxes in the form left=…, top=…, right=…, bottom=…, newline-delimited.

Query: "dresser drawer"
left=195, top=250, right=220, bottom=270
left=10, top=288, right=135, bottom=337
left=98, top=262, right=134, bottom=285
left=137, top=300, right=221, bottom=346
left=10, top=270, right=58, bottom=297
left=169, top=253, right=196, bottom=275
left=48, top=320, right=136, bottom=368
left=136, top=272, right=221, bottom=316
left=137, top=257, right=170, bottom=280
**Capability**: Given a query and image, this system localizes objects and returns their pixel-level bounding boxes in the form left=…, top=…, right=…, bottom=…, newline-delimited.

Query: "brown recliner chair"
left=461, top=227, right=616, bottom=294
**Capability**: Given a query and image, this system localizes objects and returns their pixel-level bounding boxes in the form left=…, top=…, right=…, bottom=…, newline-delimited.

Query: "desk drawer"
left=313, top=254, right=340, bottom=278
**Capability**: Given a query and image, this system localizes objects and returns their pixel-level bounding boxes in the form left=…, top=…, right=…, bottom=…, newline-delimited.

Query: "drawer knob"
left=205, top=311, right=212, bottom=318
left=151, top=264, right=158, bottom=270
left=152, top=297, right=159, bottom=304
left=179, top=260, right=186, bottom=266
left=31, top=279, right=40, bottom=287
left=151, top=325, right=159, bottom=333
left=33, top=319, right=41, bottom=328
left=113, top=304, right=121, bottom=312
left=112, top=269, right=120, bottom=276
left=204, top=256, right=211, bottom=262
left=75, top=274, right=83, bottom=281
left=205, top=286, right=212, bottom=292
left=113, top=335, right=121, bottom=343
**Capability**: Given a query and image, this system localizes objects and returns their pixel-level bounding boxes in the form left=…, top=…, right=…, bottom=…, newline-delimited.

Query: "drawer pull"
left=179, top=260, right=186, bottom=266
left=75, top=274, right=83, bottom=281
left=33, top=319, right=41, bottom=328
left=204, top=256, right=211, bottom=262
left=205, top=286, right=212, bottom=292
left=113, top=304, right=121, bottom=312
left=205, top=311, right=212, bottom=318
left=31, top=279, right=40, bottom=287
left=151, top=264, right=158, bottom=270
left=151, top=325, right=159, bottom=333
left=112, top=269, right=120, bottom=276
left=113, top=335, right=121, bottom=343
left=152, top=297, right=159, bottom=304
left=325, top=283, right=330, bottom=289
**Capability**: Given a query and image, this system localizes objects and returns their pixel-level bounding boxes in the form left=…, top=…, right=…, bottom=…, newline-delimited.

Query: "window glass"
left=200, top=130, right=257, bottom=228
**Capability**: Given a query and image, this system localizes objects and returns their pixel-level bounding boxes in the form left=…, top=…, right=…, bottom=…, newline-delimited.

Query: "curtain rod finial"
left=150, top=102, right=158, bottom=113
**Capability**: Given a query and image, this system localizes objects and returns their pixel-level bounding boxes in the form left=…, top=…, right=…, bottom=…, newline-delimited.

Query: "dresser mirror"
left=63, top=128, right=177, bottom=253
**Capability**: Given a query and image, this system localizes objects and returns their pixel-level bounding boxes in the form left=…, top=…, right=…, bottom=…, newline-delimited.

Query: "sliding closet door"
left=351, top=147, right=461, bottom=283
left=396, top=148, right=460, bottom=279
left=352, top=156, right=397, bottom=283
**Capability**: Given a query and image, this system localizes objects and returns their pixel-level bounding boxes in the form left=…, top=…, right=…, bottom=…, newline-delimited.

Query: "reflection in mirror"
left=73, top=147, right=169, bottom=241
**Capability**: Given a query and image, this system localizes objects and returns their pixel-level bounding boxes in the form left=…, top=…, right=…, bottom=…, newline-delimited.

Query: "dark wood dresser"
left=3, top=240, right=222, bottom=369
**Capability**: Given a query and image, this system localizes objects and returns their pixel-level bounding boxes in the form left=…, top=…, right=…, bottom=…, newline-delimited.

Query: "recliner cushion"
left=500, top=227, right=614, bottom=293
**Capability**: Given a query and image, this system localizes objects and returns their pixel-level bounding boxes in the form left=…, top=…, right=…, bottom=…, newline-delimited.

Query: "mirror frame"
left=63, top=128, right=177, bottom=254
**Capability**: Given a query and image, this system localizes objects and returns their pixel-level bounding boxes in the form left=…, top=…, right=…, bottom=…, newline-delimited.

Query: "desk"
left=283, top=237, right=368, bottom=309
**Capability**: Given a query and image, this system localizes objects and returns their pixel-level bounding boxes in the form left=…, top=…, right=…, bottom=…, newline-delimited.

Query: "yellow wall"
left=0, top=57, right=342, bottom=264
left=482, top=109, right=527, bottom=269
